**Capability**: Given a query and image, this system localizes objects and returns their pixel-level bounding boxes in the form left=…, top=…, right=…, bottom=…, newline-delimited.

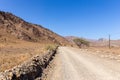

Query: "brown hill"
left=0, top=11, right=70, bottom=45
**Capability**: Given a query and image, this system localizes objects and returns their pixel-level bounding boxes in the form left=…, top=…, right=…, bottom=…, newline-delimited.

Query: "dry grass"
left=0, top=40, right=54, bottom=72
left=88, top=47, right=120, bottom=55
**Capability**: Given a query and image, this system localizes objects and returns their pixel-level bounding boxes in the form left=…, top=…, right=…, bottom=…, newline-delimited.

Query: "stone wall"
left=0, top=47, right=57, bottom=80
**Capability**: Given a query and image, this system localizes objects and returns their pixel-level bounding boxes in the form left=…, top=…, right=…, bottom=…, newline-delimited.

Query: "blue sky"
left=0, top=0, right=120, bottom=39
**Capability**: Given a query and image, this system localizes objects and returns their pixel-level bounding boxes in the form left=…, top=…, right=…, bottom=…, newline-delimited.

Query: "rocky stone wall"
left=0, top=47, right=57, bottom=80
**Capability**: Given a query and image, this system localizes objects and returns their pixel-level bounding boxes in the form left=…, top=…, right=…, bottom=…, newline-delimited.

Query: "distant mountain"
left=0, top=11, right=70, bottom=45
left=65, top=36, right=93, bottom=43
left=98, top=38, right=108, bottom=42
left=65, top=36, right=78, bottom=43
left=65, top=36, right=120, bottom=47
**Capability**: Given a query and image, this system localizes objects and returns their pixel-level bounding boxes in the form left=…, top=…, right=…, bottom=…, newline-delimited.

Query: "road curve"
left=49, top=47, right=120, bottom=80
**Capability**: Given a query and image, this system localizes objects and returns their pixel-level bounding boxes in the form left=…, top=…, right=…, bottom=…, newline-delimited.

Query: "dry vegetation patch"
left=88, top=47, right=120, bottom=55
left=0, top=41, right=55, bottom=72
left=84, top=47, right=120, bottom=61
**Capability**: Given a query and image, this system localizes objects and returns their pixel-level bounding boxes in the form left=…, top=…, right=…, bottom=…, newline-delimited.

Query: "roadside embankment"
left=0, top=46, right=58, bottom=80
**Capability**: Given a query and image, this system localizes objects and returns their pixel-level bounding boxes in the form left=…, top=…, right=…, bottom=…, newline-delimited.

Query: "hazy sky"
left=0, top=0, right=120, bottom=39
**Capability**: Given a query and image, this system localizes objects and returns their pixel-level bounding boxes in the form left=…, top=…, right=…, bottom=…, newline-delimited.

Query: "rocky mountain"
left=0, top=11, right=70, bottom=45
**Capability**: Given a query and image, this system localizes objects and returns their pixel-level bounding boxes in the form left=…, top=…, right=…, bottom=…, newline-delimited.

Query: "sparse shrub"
left=73, top=38, right=90, bottom=48
left=45, top=44, right=58, bottom=51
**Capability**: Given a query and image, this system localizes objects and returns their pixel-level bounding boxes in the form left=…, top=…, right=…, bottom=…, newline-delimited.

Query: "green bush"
left=73, top=38, right=89, bottom=48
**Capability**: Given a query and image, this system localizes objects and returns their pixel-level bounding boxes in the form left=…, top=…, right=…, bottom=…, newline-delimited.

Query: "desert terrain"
left=1, top=11, right=120, bottom=80
left=0, top=11, right=70, bottom=72
left=0, top=40, right=53, bottom=72
left=43, top=47, right=120, bottom=80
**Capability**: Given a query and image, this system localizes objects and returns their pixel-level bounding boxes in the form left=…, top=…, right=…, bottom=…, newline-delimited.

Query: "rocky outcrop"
left=0, top=47, right=58, bottom=80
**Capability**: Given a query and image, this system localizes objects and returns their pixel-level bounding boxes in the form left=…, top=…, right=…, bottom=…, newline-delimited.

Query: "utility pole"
left=109, top=34, right=111, bottom=49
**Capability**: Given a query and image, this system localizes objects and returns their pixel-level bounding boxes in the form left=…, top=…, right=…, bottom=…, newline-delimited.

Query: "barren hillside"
left=0, top=11, right=70, bottom=45
left=0, top=11, right=72, bottom=72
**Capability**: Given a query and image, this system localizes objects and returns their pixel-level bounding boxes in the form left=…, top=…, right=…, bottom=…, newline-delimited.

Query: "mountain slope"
left=0, top=11, right=70, bottom=45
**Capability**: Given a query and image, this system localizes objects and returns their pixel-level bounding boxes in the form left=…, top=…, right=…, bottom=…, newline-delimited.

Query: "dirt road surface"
left=48, top=47, right=120, bottom=80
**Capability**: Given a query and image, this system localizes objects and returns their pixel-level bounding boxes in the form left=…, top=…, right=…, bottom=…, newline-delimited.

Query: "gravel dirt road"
left=48, top=47, right=120, bottom=80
